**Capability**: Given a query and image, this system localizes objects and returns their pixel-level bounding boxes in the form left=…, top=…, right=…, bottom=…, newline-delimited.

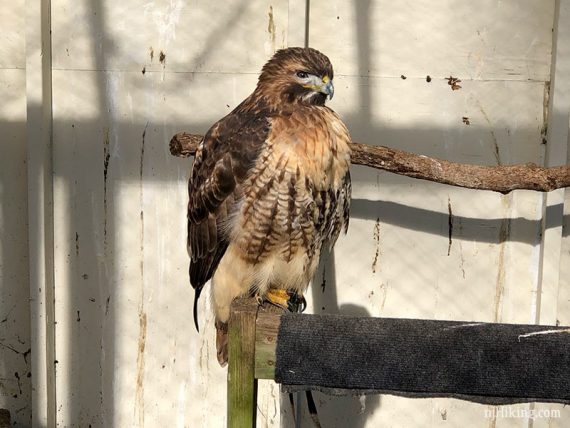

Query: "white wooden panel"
left=52, top=0, right=289, bottom=73
left=0, top=0, right=25, bottom=69
left=531, top=2, right=570, bottom=425
left=546, top=186, right=570, bottom=428
left=309, top=0, right=554, bottom=81
left=300, top=1, right=562, bottom=427
left=0, top=0, right=31, bottom=425
left=51, top=67, right=279, bottom=426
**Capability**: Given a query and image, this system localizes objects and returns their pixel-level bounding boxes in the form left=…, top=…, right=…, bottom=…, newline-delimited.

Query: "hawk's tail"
left=193, top=287, right=202, bottom=332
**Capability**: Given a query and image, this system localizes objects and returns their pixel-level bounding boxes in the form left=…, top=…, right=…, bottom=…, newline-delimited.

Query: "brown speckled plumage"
left=187, top=47, right=351, bottom=365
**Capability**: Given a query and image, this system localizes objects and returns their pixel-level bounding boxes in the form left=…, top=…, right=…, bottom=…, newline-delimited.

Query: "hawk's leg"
left=264, top=289, right=306, bottom=313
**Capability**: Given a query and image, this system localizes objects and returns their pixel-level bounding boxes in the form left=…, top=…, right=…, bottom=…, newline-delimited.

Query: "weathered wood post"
left=227, top=299, right=259, bottom=428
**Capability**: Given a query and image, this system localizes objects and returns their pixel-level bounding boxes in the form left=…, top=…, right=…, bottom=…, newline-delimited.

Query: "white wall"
left=1, top=0, right=569, bottom=427
left=0, top=0, right=31, bottom=426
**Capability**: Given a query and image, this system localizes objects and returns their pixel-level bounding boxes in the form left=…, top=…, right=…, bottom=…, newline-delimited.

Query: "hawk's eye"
left=296, top=71, right=309, bottom=79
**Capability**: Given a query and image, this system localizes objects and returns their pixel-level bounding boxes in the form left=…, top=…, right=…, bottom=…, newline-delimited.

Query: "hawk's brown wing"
left=187, top=105, right=270, bottom=330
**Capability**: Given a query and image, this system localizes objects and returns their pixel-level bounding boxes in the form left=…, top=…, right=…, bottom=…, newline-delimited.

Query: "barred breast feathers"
left=229, top=105, right=351, bottom=271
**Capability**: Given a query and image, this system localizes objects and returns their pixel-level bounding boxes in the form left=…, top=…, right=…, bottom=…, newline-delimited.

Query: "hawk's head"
left=256, top=47, right=334, bottom=107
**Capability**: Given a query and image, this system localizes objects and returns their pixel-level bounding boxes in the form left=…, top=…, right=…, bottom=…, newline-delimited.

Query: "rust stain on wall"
left=372, top=218, right=381, bottom=273
left=458, top=242, right=466, bottom=279
left=478, top=105, right=501, bottom=165
left=446, top=76, right=462, bottom=90
left=267, top=6, right=276, bottom=52
left=134, top=311, right=147, bottom=427
left=103, top=129, right=110, bottom=246
left=134, top=123, right=148, bottom=426
left=379, top=282, right=388, bottom=311
left=493, top=196, right=512, bottom=322
left=541, top=81, right=550, bottom=145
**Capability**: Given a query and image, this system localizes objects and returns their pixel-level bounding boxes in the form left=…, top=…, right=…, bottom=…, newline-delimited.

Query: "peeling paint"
left=143, top=1, right=184, bottom=47
left=358, top=394, right=366, bottom=414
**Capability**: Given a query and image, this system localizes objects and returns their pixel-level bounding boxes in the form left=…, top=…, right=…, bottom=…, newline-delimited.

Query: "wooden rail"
left=227, top=298, right=570, bottom=428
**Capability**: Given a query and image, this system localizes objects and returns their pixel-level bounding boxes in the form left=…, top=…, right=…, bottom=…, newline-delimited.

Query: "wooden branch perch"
left=169, top=132, right=570, bottom=194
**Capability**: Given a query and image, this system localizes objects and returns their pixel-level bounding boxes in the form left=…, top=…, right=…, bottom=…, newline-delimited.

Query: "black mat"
left=274, top=314, right=570, bottom=404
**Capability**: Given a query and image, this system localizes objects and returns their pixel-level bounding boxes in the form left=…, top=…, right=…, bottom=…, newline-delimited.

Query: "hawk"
left=187, top=47, right=351, bottom=366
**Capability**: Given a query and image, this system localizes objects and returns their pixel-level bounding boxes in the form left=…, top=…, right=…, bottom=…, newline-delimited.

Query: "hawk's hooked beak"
left=319, top=76, right=334, bottom=100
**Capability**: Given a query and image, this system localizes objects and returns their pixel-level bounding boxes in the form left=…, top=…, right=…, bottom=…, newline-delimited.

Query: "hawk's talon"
left=287, top=291, right=307, bottom=313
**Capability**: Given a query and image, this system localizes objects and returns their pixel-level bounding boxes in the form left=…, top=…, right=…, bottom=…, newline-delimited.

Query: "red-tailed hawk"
left=187, top=47, right=351, bottom=365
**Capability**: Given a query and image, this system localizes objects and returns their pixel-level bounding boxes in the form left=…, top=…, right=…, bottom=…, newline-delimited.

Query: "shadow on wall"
left=0, top=120, right=32, bottom=427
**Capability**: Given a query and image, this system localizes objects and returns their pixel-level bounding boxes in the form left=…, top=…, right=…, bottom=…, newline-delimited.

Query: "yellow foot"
left=264, top=289, right=306, bottom=313
left=264, top=289, right=291, bottom=310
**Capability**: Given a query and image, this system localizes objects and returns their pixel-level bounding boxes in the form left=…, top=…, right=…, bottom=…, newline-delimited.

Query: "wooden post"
left=254, top=305, right=282, bottom=380
left=227, top=299, right=259, bottom=428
